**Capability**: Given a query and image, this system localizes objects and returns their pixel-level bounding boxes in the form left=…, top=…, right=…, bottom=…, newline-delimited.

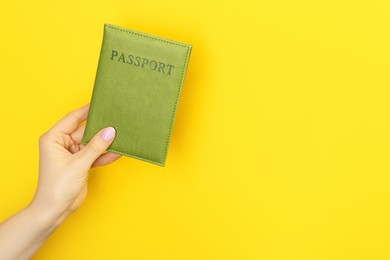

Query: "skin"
left=0, top=103, right=122, bottom=260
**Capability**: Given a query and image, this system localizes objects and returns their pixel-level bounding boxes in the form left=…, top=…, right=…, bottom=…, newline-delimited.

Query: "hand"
left=0, top=103, right=122, bottom=260
left=32, top=103, right=121, bottom=220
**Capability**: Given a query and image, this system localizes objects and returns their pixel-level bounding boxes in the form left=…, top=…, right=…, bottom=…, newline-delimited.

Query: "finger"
left=74, top=126, right=116, bottom=168
left=69, top=142, right=84, bottom=154
left=70, top=124, right=86, bottom=144
left=49, top=103, right=90, bottom=135
left=91, top=152, right=122, bottom=168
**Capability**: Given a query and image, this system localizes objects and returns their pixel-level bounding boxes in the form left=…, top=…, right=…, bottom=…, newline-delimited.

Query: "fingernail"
left=101, top=127, right=116, bottom=142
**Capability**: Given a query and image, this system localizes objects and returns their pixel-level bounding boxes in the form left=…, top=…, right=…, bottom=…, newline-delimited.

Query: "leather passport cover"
left=81, top=24, right=192, bottom=166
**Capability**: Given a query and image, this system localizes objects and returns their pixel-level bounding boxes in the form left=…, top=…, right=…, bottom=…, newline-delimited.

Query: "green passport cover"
left=81, top=24, right=192, bottom=166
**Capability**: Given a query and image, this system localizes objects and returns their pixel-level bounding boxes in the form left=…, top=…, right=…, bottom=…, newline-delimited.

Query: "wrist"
left=26, top=199, right=69, bottom=233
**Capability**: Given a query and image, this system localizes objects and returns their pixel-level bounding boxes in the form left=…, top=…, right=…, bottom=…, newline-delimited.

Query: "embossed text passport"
left=81, top=24, right=192, bottom=166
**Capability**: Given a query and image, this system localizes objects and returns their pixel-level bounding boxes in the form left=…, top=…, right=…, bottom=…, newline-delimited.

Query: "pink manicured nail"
left=101, top=127, right=116, bottom=142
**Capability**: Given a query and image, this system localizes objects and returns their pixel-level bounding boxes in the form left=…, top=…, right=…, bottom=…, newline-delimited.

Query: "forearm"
left=0, top=200, right=68, bottom=260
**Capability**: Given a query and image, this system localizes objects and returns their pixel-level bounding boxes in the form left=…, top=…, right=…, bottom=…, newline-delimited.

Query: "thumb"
left=77, top=126, right=116, bottom=167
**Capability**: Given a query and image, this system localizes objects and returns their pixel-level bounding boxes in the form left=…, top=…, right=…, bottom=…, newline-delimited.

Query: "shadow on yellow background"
left=1, top=0, right=390, bottom=259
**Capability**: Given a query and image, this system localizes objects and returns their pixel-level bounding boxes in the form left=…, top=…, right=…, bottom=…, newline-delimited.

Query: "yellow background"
left=1, top=0, right=390, bottom=259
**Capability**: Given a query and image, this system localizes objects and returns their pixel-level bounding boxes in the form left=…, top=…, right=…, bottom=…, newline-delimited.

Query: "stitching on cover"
left=106, top=24, right=189, bottom=48
left=161, top=44, right=190, bottom=164
left=104, top=25, right=191, bottom=166
left=107, top=148, right=164, bottom=166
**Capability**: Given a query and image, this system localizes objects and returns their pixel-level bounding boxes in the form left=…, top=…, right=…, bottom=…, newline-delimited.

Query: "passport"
left=81, top=24, right=192, bottom=166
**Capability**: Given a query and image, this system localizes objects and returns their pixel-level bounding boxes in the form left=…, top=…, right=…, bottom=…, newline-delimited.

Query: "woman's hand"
left=0, top=103, right=121, bottom=260
left=32, top=103, right=121, bottom=218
